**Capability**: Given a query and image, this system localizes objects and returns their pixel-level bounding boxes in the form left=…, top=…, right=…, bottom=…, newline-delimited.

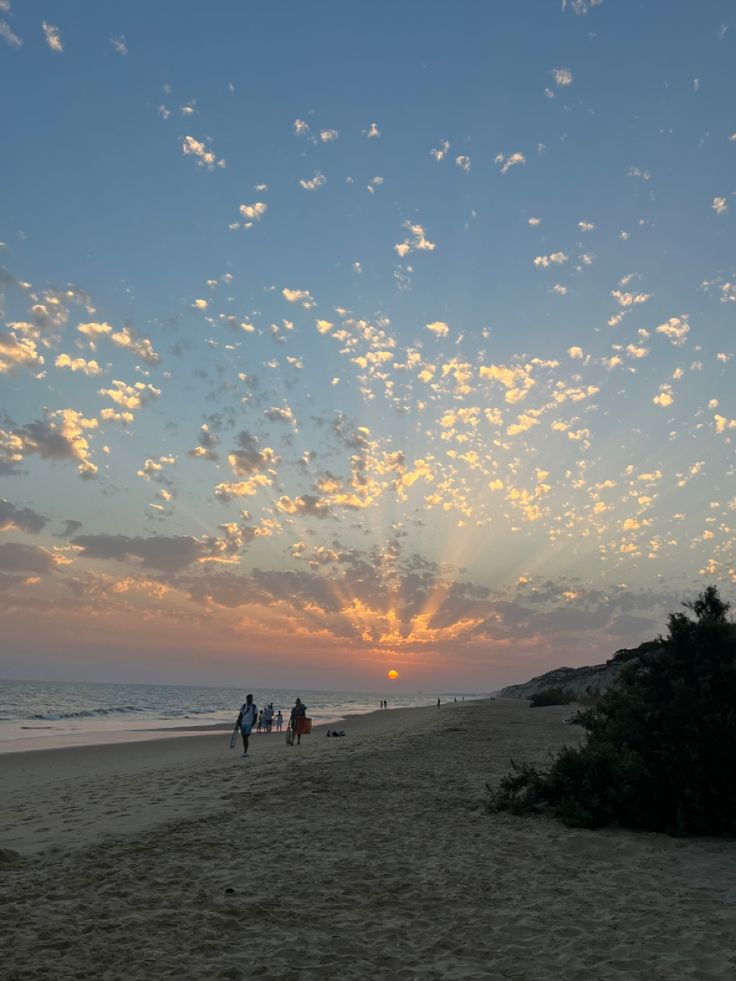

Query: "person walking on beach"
left=236, top=693, right=258, bottom=757
left=289, top=697, right=307, bottom=746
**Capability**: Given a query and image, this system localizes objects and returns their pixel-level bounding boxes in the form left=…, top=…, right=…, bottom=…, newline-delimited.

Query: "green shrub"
left=529, top=688, right=574, bottom=707
left=490, top=587, right=736, bottom=836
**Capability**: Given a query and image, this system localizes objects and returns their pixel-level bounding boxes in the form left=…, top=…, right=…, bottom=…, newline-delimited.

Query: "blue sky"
left=1, top=1, right=735, bottom=690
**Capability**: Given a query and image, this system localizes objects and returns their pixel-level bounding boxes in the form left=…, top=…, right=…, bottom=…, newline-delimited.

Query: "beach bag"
left=285, top=728, right=294, bottom=746
left=302, top=717, right=312, bottom=735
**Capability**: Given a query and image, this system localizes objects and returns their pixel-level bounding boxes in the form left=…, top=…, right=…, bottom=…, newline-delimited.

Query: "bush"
left=529, top=688, right=574, bottom=707
left=490, top=587, right=736, bottom=836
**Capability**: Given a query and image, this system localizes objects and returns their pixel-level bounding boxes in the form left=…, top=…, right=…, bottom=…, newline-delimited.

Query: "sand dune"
left=2, top=699, right=735, bottom=980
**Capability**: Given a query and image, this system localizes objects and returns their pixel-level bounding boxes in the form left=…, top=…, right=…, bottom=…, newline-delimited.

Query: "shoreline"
left=0, top=701, right=445, bottom=755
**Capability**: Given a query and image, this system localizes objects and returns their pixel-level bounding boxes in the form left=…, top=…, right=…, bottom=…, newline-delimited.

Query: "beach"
left=2, top=699, right=735, bottom=981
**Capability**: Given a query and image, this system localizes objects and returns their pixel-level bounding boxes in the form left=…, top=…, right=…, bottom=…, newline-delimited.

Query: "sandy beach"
left=2, top=698, right=736, bottom=981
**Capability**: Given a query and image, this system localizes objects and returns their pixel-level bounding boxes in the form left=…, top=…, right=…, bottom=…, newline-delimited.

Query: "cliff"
left=499, top=641, right=662, bottom=701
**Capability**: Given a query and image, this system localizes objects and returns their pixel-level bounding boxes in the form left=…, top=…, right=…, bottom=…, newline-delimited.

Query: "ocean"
left=0, top=678, right=486, bottom=751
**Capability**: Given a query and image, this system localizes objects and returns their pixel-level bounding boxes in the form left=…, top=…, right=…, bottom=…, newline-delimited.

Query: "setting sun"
left=387, top=670, right=399, bottom=680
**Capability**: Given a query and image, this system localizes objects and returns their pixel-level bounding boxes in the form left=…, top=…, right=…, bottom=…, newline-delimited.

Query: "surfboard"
left=230, top=727, right=238, bottom=749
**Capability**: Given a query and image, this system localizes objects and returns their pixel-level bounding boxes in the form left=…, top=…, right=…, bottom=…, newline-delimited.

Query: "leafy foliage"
left=528, top=688, right=574, bottom=707
left=490, top=588, right=736, bottom=835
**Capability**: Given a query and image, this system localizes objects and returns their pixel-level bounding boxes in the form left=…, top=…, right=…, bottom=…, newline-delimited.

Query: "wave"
left=30, top=705, right=145, bottom=721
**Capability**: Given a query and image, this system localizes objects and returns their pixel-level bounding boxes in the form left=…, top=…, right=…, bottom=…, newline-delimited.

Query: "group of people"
left=235, top=694, right=308, bottom=757
left=253, top=704, right=282, bottom=733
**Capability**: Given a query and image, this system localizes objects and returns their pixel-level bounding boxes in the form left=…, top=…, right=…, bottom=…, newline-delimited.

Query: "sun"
left=387, top=669, right=399, bottom=680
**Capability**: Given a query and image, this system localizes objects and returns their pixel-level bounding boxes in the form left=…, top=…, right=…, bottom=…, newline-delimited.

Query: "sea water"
left=0, top=678, right=485, bottom=750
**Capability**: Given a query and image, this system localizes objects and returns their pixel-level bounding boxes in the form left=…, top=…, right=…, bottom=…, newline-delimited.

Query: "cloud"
left=714, top=415, right=736, bottom=434
left=181, top=136, right=225, bottom=171
left=71, top=533, right=215, bottom=572
left=55, top=353, right=102, bottom=376
left=394, top=222, right=436, bottom=257
left=282, top=287, right=316, bottom=308
left=238, top=202, right=267, bottom=224
left=77, top=321, right=113, bottom=344
left=655, top=315, right=690, bottom=346
left=264, top=406, right=294, bottom=424
left=0, top=500, right=47, bottom=534
left=430, top=140, right=450, bottom=161
left=188, top=424, right=220, bottom=462
left=110, top=326, right=161, bottom=364
left=214, top=475, right=272, bottom=501
left=0, top=409, right=98, bottom=478
left=0, top=17, right=21, bottom=48
left=533, top=252, right=568, bottom=267
left=298, top=171, right=326, bottom=191
left=227, top=431, right=277, bottom=476
left=0, top=332, right=44, bottom=374
left=319, top=129, right=339, bottom=142
left=98, top=380, right=161, bottom=410
left=455, top=155, right=471, bottom=173
left=611, top=289, right=651, bottom=307
left=552, top=68, right=573, bottom=86
left=363, top=122, right=381, bottom=138
left=426, top=321, right=450, bottom=338
left=495, top=152, right=526, bottom=174
left=0, top=542, right=60, bottom=573
left=293, top=119, right=309, bottom=135
left=275, top=494, right=331, bottom=519
left=42, top=22, right=63, bottom=52
left=136, top=455, right=176, bottom=481
left=562, top=0, right=603, bottom=14
left=652, top=384, right=674, bottom=407
left=578, top=221, right=595, bottom=231
left=713, top=197, right=729, bottom=215
left=111, top=34, right=127, bottom=55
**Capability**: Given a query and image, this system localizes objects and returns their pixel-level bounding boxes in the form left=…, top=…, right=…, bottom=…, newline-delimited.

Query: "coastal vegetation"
left=489, top=587, right=736, bottom=836
left=528, top=689, right=574, bottom=707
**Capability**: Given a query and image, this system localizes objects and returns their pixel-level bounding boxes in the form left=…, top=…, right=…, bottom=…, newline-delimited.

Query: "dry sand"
left=2, top=698, right=736, bottom=980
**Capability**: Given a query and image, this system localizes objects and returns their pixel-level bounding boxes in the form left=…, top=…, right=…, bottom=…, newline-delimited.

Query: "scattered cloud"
left=495, top=151, right=526, bottom=174
left=533, top=252, right=568, bottom=267
left=656, top=316, right=690, bottom=346
left=713, top=197, right=729, bottom=215
left=181, top=136, right=226, bottom=171
left=552, top=67, right=573, bottom=87
left=299, top=171, right=326, bottom=191
left=42, top=22, right=63, bottom=52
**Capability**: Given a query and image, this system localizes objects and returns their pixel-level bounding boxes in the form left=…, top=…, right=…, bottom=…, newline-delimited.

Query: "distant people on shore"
left=437, top=697, right=441, bottom=708
left=379, top=699, right=388, bottom=709
left=236, top=693, right=257, bottom=757
left=275, top=710, right=283, bottom=731
left=264, top=703, right=274, bottom=732
left=289, top=697, right=307, bottom=745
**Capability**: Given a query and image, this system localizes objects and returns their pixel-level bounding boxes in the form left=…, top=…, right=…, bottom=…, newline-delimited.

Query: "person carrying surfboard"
left=235, top=693, right=258, bottom=757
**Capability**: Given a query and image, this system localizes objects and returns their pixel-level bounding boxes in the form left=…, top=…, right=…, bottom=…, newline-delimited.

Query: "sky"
left=1, top=0, right=735, bottom=692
